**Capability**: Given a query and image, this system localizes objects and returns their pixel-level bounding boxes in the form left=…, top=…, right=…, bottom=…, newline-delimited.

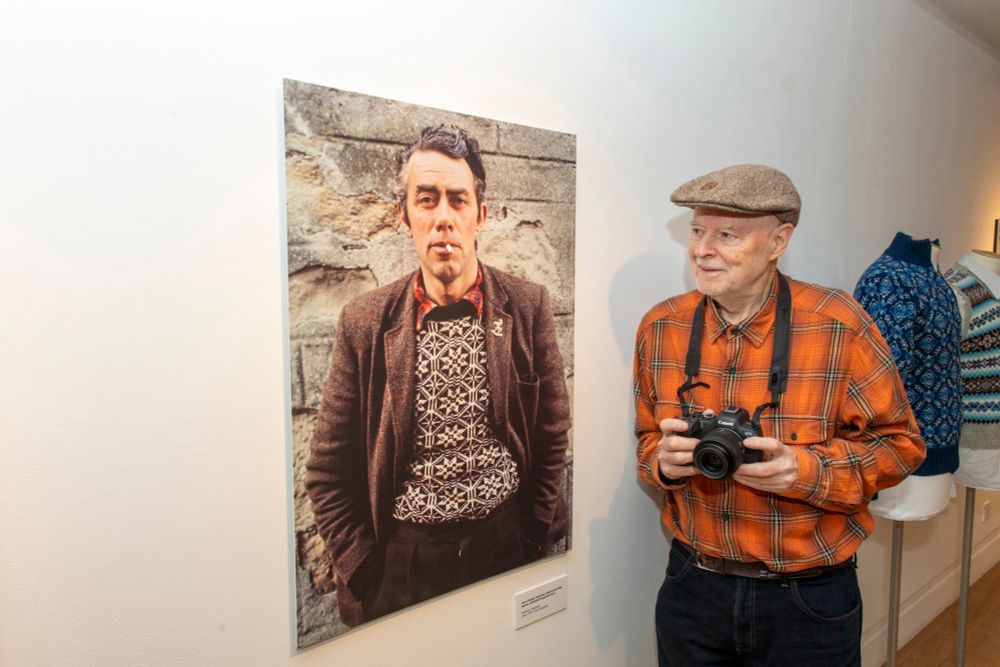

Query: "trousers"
left=656, top=538, right=862, bottom=666
left=365, top=500, right=526, bottom=619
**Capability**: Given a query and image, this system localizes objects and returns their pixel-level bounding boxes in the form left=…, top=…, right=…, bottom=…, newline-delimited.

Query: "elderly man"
left=633, top=164, right=925, bottom=666
left=306, top=125, right=571, bottom=626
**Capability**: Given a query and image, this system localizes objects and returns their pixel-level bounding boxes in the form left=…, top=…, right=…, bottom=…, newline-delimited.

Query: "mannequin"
left=869, top=466, right=955, bottom=521
left=942, top=249, right=1000, bottom=665
left=855, top=233, right=961, bottom=521
left=947, top=249, right=1000, bottom=491
left=857, top=234, right=966, bottom=667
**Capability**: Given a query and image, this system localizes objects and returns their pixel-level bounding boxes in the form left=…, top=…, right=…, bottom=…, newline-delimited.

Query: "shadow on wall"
left=606, top=212, right=693, bottom=367
left=588, top=401, right=672, bottom=666
left=587, top=234, right=692, bottom=665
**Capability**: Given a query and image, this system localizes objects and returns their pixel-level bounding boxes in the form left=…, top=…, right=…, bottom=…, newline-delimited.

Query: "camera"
left=679, top=407, right=764, bottom=480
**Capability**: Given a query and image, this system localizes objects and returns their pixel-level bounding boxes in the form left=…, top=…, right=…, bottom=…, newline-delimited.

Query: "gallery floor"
left=887, top=560, right=1000, bottom=666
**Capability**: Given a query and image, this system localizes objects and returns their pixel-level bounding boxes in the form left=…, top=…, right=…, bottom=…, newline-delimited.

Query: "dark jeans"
left=656, top=539, right=862, bottom=667
left=365, top=500, right=526, bottom=619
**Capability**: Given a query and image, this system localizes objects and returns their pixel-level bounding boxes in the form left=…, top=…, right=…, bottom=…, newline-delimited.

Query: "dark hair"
left=394, top=125, right=487, bottom=217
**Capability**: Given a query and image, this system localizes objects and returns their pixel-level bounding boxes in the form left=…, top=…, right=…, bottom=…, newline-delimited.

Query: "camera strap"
left=677, top=271, right=792, bottom=423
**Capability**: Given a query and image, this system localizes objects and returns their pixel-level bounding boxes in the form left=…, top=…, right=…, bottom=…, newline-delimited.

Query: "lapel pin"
left=492, top=319, right=504, bottom=337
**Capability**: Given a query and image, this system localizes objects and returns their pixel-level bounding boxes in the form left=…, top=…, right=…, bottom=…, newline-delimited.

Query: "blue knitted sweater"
left=854, top=232, right=962, bottom=475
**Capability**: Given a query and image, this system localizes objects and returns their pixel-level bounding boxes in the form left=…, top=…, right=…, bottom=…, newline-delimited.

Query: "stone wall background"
left=283, top=79, right=576, bottom=648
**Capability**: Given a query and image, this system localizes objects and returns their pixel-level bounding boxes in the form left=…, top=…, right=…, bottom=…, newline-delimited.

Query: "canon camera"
left=679, top=407, right=764, bottom=480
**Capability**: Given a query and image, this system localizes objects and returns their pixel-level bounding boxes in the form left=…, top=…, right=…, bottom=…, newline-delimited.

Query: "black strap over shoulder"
left=683, top=296, right=708, bottom=381
left=768, top=271, right=792, bottom=405
left=677, top=272, right=793, bottom=423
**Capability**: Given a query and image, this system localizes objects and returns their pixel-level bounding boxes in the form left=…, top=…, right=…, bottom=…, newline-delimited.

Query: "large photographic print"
left=284, top=79, right=576, bottom=648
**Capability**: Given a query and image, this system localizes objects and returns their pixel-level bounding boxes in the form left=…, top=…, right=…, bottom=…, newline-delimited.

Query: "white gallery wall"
left=3, top=1, right=1000, bottom=666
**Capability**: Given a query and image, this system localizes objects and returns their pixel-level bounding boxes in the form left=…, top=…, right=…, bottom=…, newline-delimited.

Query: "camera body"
left=680, top=407, right=764, bottom=480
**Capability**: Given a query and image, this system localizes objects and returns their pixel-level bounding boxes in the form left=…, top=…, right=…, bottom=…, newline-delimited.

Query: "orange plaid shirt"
left=633, top=272, right=925, bottom=571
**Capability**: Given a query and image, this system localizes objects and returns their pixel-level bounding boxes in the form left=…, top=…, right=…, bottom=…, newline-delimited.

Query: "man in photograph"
left=633, top=164, right=925, bottom=665
left=306, top=125, right=571, bottom=625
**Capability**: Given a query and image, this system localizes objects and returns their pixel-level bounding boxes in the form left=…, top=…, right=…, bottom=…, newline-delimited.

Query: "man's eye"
left=417, top=196, right=435, bottom=206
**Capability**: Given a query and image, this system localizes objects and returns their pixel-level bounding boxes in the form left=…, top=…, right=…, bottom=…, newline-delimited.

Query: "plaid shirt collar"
left=412, top=267, right=484, bottom=332
left=705, top=271, right=778, bottom=348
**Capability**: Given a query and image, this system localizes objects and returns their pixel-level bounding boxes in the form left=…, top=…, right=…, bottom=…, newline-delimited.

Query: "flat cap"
left=670, top=164, right=801, bottom=225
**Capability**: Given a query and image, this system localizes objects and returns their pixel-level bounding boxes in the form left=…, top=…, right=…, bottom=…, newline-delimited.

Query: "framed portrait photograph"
left=283, top=79, right=576, bottom=648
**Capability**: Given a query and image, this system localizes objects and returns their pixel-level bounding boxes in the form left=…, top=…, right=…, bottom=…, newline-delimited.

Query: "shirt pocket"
left=765, top=415, right=830, bottom=446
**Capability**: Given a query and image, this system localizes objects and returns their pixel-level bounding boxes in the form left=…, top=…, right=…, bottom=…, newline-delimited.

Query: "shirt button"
left=728, top=367, right=737, bottom=375
left=790, top=433, right=798, bottom=441
left=721, top=513, right=731, bottom=521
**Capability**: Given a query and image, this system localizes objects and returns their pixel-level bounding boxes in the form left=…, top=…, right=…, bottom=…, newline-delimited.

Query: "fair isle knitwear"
left=853, top=232, right=962, bottom=476
left=944, top=259, right=1000, bottom=490
left=392, top=302, right=520, bottom=523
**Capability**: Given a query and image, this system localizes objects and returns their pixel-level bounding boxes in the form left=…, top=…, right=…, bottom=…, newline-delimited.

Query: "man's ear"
left=476, top=202, right=488, bottom=232
left=398, top=201, right=411, bottom=236
left=769, top=222, right=794, bottom=261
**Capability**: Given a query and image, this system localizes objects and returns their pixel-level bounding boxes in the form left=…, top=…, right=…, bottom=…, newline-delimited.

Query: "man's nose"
left=433, top=201, right=455, bottom=229
left=693, top=234, right=716, bottom=256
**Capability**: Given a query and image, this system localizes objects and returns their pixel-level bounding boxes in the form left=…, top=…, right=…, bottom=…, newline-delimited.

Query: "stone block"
left=286, top=231, right=371, bottom=275
left=292, top=411, right=318, bottom=530
left=296, top=527, right=336, bottom=597
left=284, top=132, right=326, bottom=159
left=299, top=529, right=327, bottom=566
left=368, top=231, right=420, bottom=287
left=288, top=266, right=378, bottom=338
left=498, top=123, right=575, bottom=162
left=488, top=202, right=575, bottom=313
left=302, top=342, right=335, bottom=410
left=285, top=147, right=399, bottom=242
left=479, top=220, right=572, bottom=314
left=484, top=155, right=576, bottom=203
left=295, top=554, right=346, bottom=647
left=495, top=201, right=575, bottom=275
left=317, top=139, right=400, bottom=200
left=283, top=79, right=499, bottom=151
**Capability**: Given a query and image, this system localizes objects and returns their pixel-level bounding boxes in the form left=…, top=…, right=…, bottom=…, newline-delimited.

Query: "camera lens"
left=693, top=428, right=745, bottom=480
left=699, top=450, right=727, bottom=476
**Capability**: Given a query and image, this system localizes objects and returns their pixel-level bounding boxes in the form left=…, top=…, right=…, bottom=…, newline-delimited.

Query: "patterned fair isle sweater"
left=944, top=261, right=1000, bottom=489
left=854, top=232, right=961, bottom=475
left=392, top=305, right=520, bottom=523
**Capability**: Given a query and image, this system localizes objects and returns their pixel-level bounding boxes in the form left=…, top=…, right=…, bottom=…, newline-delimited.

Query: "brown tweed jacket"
left=305, top=263, right=571, bottom=625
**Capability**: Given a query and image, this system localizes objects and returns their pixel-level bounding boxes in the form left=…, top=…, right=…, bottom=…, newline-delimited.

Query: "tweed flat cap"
left=670, top=164, right=801, bottom=225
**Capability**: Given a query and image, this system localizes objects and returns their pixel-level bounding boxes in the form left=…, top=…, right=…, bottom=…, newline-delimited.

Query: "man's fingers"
left=733, top=462, right=778, bottom=478
left=742, top=436, right=779, bottom=451
left=659, top=418, right=690, bottom=435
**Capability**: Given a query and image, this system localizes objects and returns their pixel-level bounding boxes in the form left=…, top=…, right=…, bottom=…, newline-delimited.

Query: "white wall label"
left=513, top=575, right=567, bottom=630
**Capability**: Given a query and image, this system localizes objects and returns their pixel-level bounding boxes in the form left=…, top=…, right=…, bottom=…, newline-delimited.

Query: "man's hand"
left=656, top=418, right=701, bottom=480
left=733, top=436, right=799, bottom=493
